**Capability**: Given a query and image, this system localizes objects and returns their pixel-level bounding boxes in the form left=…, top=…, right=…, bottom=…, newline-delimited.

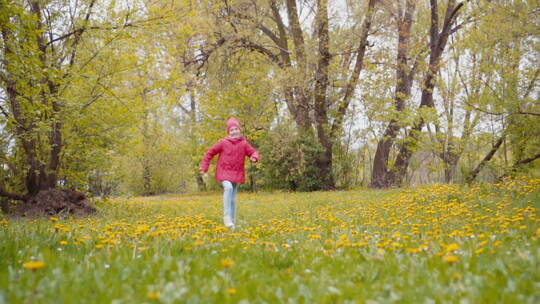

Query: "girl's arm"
left=245, top=141, right=259, bottom=162
left=199, top=140, right=223, bottom=172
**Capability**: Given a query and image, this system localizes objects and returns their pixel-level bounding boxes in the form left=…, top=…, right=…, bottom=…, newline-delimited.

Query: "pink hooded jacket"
left=199, top=118, right=259, bottom=183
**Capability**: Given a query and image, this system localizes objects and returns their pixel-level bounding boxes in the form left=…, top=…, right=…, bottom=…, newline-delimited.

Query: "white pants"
left=221, top=181, right=238, bottom=227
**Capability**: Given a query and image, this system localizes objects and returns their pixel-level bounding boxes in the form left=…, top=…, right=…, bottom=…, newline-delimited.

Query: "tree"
left=107, top=0, right=201, bottom=195
left=0, top=0, right=100, bottom=200
left=462, top=0, right=540, bottom=183
left=370, top=0, right=419, bottom=188
left=194, top=0, right=379, bottom=190
left=427, top=41, right=481, bottom=184
left=388, top=0, right=465, bottom=186
left=0, top=1, right=166, bottom=204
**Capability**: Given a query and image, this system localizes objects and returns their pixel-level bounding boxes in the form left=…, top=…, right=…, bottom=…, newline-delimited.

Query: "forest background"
left=0, top=0, right=538, bottom=206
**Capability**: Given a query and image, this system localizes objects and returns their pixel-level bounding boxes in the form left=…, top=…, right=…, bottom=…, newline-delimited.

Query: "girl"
left=199, top=118, right=259, bottom=229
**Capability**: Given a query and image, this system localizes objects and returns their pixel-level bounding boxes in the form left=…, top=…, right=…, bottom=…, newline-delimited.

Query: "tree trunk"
left=371, top=122, right=401, bottom=188
left=498, top=152, right=540, bottom=181
left=313, top=0, right=334, bottom=190
left=142, top=161, right=152, bottom=195
left=442, top=151, right=459, bottom=183
left=371, top=0, right=415, bottom=188
left=466, top=134, right=505, bottom=184
left=390, top=0, right=464, bottom=186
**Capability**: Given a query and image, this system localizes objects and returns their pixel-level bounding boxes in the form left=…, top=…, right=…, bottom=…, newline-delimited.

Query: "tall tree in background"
left=463, top=0, right=539, bottom=183
left=194, top=0, right=379, bottom=189
left=0, top=1, right=175, bottom=202
left=431, top=50, right=480, bottom=183
left=388, top=0, right=465, bottom=186
left=370, top=0, right=419, bottom=188
left=0, top=0, right=102, bottom=200
left=108, top=1, right=201, bottom=195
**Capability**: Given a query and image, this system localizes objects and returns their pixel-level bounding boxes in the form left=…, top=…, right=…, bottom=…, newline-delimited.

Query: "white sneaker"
left=224, top=215, right=233, bottom=228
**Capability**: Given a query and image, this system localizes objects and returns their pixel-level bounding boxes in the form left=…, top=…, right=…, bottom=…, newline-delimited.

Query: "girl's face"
left=228, top=126, right=241, bottom=138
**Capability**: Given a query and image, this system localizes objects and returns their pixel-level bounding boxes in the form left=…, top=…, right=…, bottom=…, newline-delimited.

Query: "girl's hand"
left=199, top=169, right=206, bottom=175
left=250, top=157, right=258, bottom=163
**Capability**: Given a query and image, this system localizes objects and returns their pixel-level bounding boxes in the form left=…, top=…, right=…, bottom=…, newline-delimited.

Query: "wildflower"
left=443, top=255, right=458, bottom=264
left=475, top=248, right=484, bottom=254
left=60, top=240, right=68, bottom=246
left=49, top=217, right=59, bottom=222
left=377, top=248, right=385, bottom=255
left=23, top=261, right=46, bottom=270
left=221, top=259, right=234, bottom=268
left=406, top=248, right=420, bottom=254
left=136, top=225, right=150, bottom=234
left=147, top=292, right=160, bottom=299
left=391, top=242, right=403, bottom=248
left=227, top=288, right=237, bottom=295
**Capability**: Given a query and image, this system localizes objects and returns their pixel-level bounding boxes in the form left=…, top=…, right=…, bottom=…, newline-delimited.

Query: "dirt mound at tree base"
left=16, top=189, right=96, bottom=217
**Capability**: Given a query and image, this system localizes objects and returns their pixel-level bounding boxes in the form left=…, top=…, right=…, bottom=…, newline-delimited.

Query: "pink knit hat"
left=226, top=117, right=241, bottom=134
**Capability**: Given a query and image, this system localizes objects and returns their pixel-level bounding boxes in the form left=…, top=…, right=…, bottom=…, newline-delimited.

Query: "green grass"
left=1, top=178, right=539, bottom=303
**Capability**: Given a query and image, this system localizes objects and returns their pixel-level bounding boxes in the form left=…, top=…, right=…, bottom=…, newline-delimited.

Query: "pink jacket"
left=200, top=137, right=259, bottom=183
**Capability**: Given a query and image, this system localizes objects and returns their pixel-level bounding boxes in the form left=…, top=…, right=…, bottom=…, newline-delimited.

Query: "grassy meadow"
left=1, top=177, right=539, bottom=303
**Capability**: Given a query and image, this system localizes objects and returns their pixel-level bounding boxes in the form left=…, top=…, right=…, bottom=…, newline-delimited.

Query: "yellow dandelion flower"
left=95, top=244, right=104, bottom=249
left=136, top=225, right=150, bottom=234
left=445, top=243, right=460, bottom=253
left=377, top=248, right=385, bottom=255
left=406, top=248, right=420, bottom=254
left=49, top=217, right=59, bottom=222
left=227, top=288, right=237, bottom=295
left=23, top=261, right=46, bottom=270
left=443, top=255, right=458, bottom=264
left=147, top=292, right=160, bottom=299
left=478, top=240, right=489, bottom=247
left=59, top=240, right=68, bottom=246
left=452, top=273, right=461, bottom=279
left=221, top=259, right=234, bottom=268
left=475, top=248, right=485, bottom=254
